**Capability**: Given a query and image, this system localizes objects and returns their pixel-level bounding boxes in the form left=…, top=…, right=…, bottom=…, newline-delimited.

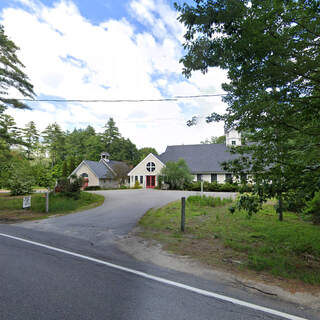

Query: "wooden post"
left=45, top=192, right=49, bottom=213
left=201, top=181, right=204, bottom=197
left=181, top=197, right=185, bottom=232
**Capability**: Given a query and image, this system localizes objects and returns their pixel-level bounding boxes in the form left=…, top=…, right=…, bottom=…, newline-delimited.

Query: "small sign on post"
left=181, top=197, right=186, bottom=232
left=23, top=196, right=31, bottom=209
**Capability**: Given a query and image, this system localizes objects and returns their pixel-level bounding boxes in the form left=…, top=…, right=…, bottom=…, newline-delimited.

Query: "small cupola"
left=225, top=127, right=241, bottom=146
left=101, top=152, right=110, bottom=162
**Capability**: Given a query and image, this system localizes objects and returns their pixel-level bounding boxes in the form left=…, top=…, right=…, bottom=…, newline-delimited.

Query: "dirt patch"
left=117, top=228, right=320, bottom=311
left=0, top=210, right=49, bottom=223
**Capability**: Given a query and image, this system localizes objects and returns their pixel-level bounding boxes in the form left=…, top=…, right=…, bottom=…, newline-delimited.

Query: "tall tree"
left=101, top=118, right=139, bottom=164
left=42, top=123, right=66, bottom=166
left=0, top=113, right=22, bottom=158
left=102, top=117, right=121, bottom=149
left=176, top=0, right=320, bottom=220
left=0, top=25, right=34, bottom=111
left=22, top=121, right=39, bottom=159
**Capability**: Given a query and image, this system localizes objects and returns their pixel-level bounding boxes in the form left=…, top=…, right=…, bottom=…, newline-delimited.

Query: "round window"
left=146, top=162, right=155, bottom=172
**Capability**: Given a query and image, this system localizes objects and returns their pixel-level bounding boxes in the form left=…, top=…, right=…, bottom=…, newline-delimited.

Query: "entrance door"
left=146, top=175, right=155, bottom=188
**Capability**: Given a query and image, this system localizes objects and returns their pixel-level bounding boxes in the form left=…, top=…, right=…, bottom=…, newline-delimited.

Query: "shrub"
left=133, top=180, right=142, bottom=189
left=56, top=175, right=83, bottom=199
left=161, top=159, right=193, bottom=190
left=84, top=186, right=102, bottom=191
left=120, top=185, right=128, bottom=189
left=7, top=178, right=33, bottom=196
left=235, top=193, right=262, bottom=217
left=303, top=191, right=320, bottom=224
left=185, top=181, right=238, bottom=192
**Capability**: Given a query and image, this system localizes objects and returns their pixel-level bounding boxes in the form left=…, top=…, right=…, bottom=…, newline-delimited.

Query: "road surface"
left=0, top=190, right=317, bottom=319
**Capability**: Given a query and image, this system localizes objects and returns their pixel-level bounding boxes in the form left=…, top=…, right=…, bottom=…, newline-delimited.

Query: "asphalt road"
left=18, top=189, right=237, bottom=244
left=0, top=190, right=317, bottom=320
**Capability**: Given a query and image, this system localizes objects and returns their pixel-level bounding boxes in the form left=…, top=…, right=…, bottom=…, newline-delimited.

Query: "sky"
left=0, top=0, right=228, bottom=153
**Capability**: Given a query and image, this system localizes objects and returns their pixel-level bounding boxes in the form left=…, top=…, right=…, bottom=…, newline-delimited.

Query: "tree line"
left=0, top=115, right=158, bottom=190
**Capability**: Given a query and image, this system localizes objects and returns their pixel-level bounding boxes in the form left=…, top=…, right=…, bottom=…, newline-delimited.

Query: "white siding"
left=226, top=128, right=241, bottom=146
left=74, top=163, right=99, bottom=187
left=217, top=174, right=226, bottom=184
left=192, top=173, right=231, bottom=184
left=128, top=154, right=165, bottom=188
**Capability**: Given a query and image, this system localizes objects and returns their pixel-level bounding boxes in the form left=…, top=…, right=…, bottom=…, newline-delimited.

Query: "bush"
left=55, top=175, right=83, bottom=199
left=184, top=181, right=239, bottom=192
left=84, top=186, right=101, bottom=191
left=133, top=180, right=142, bottom=189
left=7, top=178, right=33, bottom=196
left=303, top=191, right=320, bottom=224
left=161, top=159, right=193, bottom=190
left=120, top=185, right=128, bottom=189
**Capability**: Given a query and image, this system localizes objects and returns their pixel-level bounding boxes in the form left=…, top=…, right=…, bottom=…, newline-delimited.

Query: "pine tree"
left=0, top=25, right=35, bottom=112
left=22, top=121, right=39, bottom=159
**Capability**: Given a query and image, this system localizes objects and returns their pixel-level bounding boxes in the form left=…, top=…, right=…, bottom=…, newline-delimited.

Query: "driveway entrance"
left=18, top=189, right=237, bottom=245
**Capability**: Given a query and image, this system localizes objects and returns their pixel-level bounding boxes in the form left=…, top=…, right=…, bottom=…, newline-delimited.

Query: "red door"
left=146, top=175, right=155, bottom=188
left=82, top=178, right=89, bottom=190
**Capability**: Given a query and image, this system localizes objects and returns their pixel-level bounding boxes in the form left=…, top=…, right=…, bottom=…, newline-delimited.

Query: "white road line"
left=0, top=232, right=307, bottom=320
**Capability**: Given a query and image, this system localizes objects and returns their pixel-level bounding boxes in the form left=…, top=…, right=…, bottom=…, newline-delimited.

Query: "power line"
left=12, top=93, right=227, bottom=103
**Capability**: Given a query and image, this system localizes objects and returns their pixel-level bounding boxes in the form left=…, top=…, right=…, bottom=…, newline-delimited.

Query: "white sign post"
left=23, top=196, right=31, bottom=209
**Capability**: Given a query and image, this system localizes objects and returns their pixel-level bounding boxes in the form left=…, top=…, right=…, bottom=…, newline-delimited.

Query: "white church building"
left=128, top=128, right=241, bottom=188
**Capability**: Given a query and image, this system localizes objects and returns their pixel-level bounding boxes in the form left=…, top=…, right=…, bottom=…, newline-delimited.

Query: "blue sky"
left=0, top=0, right=227, bottom=152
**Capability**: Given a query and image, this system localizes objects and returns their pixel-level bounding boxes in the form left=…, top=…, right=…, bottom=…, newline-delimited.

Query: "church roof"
left=83, top=160, right=114, bottom=179
left=157, top=144, right=238, bottom=173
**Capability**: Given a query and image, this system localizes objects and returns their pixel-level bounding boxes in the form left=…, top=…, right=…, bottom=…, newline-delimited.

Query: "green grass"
left=0, top=192, right=104, bottom=222
left=138, top=196, right=320, bottom=285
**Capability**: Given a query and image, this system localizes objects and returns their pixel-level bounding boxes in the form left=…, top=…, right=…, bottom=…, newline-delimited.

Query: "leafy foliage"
left=133, top=180, right=142, bottom=189
left=160, top=158, right=193, bottom=190
left=176, top=0, right=320, bottom=220
left=138, top=147, right=158, bottom=161
left=0, top=25, right=34, bottom=111
left=303, top=192, right=320, bottom=224
left=56, top=175, right=83, bottom=199
left=6, top=159, right=34, bottom=195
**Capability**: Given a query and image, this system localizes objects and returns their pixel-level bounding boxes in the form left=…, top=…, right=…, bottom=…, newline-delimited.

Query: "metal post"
left=181, top=197, right=185, bottom=232
left=46, top=192, right=49, bottom=213
left=201, top=180, right=204, bottom=197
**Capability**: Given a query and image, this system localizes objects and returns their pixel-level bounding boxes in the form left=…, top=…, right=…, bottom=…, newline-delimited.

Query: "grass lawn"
left=138, top=195, right=320, bottom=286
left=0, top=192, right=104, bottom=222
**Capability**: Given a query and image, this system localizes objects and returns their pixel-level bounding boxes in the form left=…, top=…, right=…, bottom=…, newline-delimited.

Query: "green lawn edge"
left=0, top=192, right=105, bottom=223
left=137, top=197, right=320, bottom=286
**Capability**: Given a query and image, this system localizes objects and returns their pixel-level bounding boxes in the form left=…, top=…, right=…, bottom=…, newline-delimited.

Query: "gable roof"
left=157, top=144, right=238, bottom=173
left=83, top=160, right=114, bottom=179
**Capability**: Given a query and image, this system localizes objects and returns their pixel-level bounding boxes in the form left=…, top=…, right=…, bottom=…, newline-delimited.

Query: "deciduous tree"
left=176, top=0, right=320, bottom=220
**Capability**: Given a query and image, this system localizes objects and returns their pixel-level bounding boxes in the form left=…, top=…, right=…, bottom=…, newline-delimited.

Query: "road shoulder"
left=117, top=229, right=320, bottom=312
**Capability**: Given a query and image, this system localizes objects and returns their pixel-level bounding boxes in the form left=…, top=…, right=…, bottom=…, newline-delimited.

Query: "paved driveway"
left=19, top=189, right=236, bottom=245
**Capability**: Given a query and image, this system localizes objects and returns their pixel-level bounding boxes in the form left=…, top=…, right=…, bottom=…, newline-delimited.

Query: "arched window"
left=146, top=162, right=155, bottom=172
left=81, top=173, right=88, bottom=178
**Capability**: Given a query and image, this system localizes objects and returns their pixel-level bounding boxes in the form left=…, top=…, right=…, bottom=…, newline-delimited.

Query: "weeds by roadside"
left=138, top=196, right=320, bottom=285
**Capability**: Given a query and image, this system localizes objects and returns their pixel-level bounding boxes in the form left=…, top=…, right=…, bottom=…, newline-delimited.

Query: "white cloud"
left=1, top=0, right=228, bottom=152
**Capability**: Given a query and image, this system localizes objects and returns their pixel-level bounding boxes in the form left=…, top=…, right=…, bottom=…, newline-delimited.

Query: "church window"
left=146, top=162, right=155, bottom=172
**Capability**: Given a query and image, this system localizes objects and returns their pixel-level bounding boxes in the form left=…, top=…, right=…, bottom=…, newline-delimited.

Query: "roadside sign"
left=23, top=196, right=31, bottom=209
